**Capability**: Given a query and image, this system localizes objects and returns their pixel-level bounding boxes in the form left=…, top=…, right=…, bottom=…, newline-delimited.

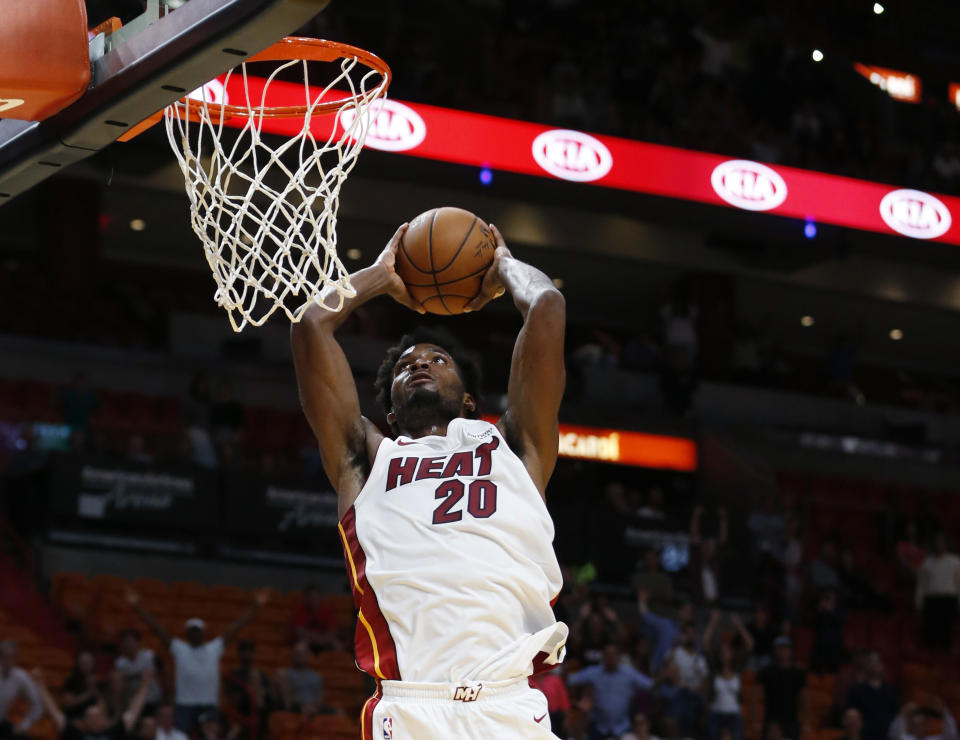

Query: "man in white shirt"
left=665, top=623, right=709, bottom=738
left=888, top=699, right=958, bottom=740
left=0, top=642, right=41, bottom=739
left=126, top=588, right=269, bottom=734
left=916, top=534, right=960, bottom=651
left=114, top=629, right=163, bottom=709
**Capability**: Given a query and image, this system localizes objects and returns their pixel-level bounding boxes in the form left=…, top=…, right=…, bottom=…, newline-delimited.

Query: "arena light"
left=346, top=248, right=362, bottom=260
left=804, top=218, right=817, bottom=239
left=220, top=76, right=960, bottom=245
left=889, top=328, right=904, bottom=340
left=129, top=218, right=146, bottom=232
left=873, top=3, right=884, bottom=14
left=479, top=167, right=493, bottom=185
left=854, top=63, right=921, bottom=103
left=801, top=315, right=815, bottom=327
left=812, top=49, right=824, bottom=62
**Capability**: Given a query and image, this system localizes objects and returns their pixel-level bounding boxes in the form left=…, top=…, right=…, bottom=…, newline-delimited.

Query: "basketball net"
left=164, top=42, right=389, bottom=331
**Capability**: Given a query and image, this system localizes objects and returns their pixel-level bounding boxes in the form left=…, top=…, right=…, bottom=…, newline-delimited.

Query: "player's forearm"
left=497, top=256, right=561, bottom=320
left=299, top=264, right=393, bottom=332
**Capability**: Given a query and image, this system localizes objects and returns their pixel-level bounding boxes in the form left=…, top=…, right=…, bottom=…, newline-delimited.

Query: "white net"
left=164, top=49, right=388, bottom=331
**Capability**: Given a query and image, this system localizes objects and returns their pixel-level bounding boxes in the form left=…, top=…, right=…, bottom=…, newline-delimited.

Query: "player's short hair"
left=375, top=327, right=483, bottom=434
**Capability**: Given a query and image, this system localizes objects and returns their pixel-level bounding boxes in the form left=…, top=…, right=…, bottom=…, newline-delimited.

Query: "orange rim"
left=171, top=36, right=391, bottom=121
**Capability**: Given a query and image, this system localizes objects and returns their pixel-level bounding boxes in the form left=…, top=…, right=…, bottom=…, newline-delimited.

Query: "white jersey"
left=337, top=418, right=567, bottom=684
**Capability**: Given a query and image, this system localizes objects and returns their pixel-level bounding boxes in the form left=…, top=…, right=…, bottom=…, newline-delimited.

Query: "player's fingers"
left=387, top=222, right=409, bottom=250
left=489, top=223, right=506, bottom=248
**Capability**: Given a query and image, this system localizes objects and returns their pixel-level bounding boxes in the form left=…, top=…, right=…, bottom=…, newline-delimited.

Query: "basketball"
left=396, top=207, right=497, bottom=315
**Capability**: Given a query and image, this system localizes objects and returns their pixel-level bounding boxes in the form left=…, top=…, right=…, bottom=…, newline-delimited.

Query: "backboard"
left=0, top=0, right=330, bottom=202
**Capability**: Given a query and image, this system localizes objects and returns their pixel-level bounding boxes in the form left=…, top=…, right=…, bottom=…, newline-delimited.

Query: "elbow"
left=528, top=287, right=566, bottom=324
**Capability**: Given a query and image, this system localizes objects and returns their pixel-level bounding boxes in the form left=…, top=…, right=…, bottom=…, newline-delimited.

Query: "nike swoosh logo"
left=396, top=440, right=417, bottom=445
left=534, top=713, right=547, bottom=724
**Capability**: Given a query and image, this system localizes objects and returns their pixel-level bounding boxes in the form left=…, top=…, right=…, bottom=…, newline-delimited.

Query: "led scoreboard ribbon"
left=211, top=75, right=960, bottom=245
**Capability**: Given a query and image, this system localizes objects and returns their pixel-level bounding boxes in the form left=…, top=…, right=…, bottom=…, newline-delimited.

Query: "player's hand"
left=464, top=223, right=511, bottom=312
left=375, top=223, right=425, bottom=314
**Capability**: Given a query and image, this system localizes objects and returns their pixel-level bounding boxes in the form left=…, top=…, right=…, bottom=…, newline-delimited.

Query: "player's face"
left=389, top=343, right=472, bottom=422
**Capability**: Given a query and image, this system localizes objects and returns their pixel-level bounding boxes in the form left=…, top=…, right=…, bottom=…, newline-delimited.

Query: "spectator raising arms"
left=888, top=698, right=959, bottom=740
left=689, top=506, right=728, bottom=607
left=702, top=611, right=754, bottom=740
left=113, top=630, right=162, bottom=713
left=33, top=666, right=153, bottom=740
left=126, top=588, right=268, bottom=735
left=567, top=643, right=654, bottom=740
left=0, top=641, right=42, bottom=739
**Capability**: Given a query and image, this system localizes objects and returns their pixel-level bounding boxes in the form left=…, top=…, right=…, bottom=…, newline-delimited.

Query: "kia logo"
left=340, top=99, right=426, bottom=152
left=710, top=160, right=788, bottom=211
left=187, top=79, right=227, bottom=106
left=879, top=189, right=952, bottom=239
left=532, top=129, right=613, bottom=182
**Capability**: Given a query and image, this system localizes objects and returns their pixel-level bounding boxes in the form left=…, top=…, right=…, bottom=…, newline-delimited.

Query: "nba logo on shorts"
left=382, top=717, right=393, bottom=740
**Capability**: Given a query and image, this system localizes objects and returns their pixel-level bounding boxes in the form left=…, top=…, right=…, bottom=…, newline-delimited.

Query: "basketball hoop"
left=162, top=37, right=391, bottom=332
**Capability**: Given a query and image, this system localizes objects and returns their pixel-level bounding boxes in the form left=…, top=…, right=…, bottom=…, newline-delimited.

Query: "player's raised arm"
left=466, top=224, right=565, bottom=496
left=291, top=224, right=423, bottom=514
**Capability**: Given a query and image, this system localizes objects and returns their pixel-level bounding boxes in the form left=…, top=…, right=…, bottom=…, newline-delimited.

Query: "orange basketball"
left=396, top=207, right=497, bottom=315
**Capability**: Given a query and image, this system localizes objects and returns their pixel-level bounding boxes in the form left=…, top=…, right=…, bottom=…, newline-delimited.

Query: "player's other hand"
left=464, top=223, right=511, bottom=312
left=375, top=223, right=425, bottom=314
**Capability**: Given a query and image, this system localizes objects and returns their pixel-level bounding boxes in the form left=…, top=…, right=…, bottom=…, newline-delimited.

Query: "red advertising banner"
left=212, top=76, right=960, bottom=245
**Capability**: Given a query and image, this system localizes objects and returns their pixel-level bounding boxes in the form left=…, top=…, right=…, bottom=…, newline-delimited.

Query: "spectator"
left=125, top=435, right=153, bottom=465
left=567, top=643, right=654, bottom=740
left=629, top=634, right=654, bottom=677
left=197, top=711, right=224, bottom=740
left=0, top=642, right=41, bottom=739
left=808, top=539, right=842, bottom=593
left=896, top=521, right=926, bottom=581
left=275, top=642, right=337, bottom=716
left=126, top=588, right=268, bottom=734
left=621, top=713, right=662, bottom=740
left=291, top=586, right=340, bottom=653
left=702, top=611, right=753, bottom=740
left=845, top=652, right=898, bottom=740
left=664, top=622, right=709, bottom=737
left=745, top=606, right=776, bottom=672
left=529, top=668, right=570, bottom=736
left=840, top=708, right=864, bottom=740
left=810, top=589, right=845, bottom=674
left=915, top=533, right=960, bottom=652
left=60, top=371, right=99, bottom=438
left=636, top=488, right=668, bottom=524
left=689, top=506, right=728, bottom=607
left=61, top=651, right=106, bottom=721
left=222, top=641, right=271, bottom=740
left=888, top=698, right=958, bottom=740
left=153, top=705, right=187, bottom=740
left=777, top=514, right=805, bottom=620
left=756, top=637, right=807, bottom=740
left=34, top=666, right=153, bottom=740
left=840, top=549, right=891, bottom=611
left=637, top=590, right=695, bottom=671
left=634, top=549, right=675, bottom=615
left=575, top=600, right=624, bottom=667
left=113, top=630, right=162, bottom=713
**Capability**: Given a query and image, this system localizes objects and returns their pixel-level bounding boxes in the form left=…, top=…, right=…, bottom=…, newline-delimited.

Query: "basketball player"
left=291, top=222, right=567, bottom=740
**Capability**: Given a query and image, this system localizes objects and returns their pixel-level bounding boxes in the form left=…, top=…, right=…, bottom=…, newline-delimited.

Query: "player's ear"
left=462, top=394, right=476, bottom=414
left=386, top=410, right=396, bottom=426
